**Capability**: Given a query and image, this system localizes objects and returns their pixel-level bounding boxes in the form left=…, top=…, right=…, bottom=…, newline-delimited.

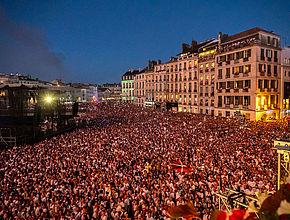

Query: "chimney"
left=158, top=59, right=161, bottom=64
left=182, top=43, right=189, bottom=52
left=191, top=40, right=197, bottom=49
left=218, top=32, right=222, bottom=45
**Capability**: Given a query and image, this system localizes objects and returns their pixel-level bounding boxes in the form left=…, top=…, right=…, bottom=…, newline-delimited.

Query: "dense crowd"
left=0, top=103, right=289, bottom=219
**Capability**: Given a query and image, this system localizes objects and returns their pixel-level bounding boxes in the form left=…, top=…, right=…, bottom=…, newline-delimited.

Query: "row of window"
left=217, top=80, right=251, bottom=89
left=218, top=65, right=251, bottom=79
left=218, top=96, right=251, bottom=106
left=218, top=49, right=251, bottom=62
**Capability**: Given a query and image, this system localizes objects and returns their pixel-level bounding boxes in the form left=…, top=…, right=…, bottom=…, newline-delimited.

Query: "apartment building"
left=215, top=28, right=281, bottom=120
left=121, top=69, right=139, bottom=103
left=134, top=60, right=156, bottom=106
left=281, top=46, right=290, bottom=117
left=198, top=39, right=218, bottom=115
left=122, top=27, right=289, bottom=121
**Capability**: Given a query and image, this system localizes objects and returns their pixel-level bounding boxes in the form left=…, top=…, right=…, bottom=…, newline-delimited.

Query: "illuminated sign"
left=0, top=91, right=6, bottom=96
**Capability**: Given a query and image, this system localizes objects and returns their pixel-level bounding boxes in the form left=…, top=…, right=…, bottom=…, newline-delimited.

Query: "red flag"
left=170, top=160, right=192, bottom=173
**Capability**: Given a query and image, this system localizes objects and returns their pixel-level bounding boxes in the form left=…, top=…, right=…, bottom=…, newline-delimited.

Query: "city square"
left=0, top=103, right=289, bottom=219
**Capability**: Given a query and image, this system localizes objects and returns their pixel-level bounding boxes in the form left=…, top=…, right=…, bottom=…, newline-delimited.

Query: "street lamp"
left=44, top=96, right=52, bottom=103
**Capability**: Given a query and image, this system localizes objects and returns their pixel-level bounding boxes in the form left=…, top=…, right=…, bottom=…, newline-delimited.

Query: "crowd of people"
left=0, top=103, right=289, bottom=219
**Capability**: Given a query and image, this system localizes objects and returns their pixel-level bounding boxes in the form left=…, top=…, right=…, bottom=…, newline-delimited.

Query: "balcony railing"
left=226, top=88, right=231, bottom=92
left=205, top=69, right=209, bottom=72
left=217, top=88, right=222, bottom=93
left=243, top=57, right=249, bottom=62
left=234, top=88, right=239, bottom=93
left=234, top=59, right=240, bottom=64
left=226, top=60, right=231, bottom=65
left=260, top=71, right=265, bottom=76
left=243, top=87, right=249, bottom=92
left=218, top=62, right=222, bottom=67
left=211, top=68, right=215, bottom=72
left=200, top=81, right=203, bottom=85
left=200, top=69, right=203, bottom=73
left=243, top=71, right=249, bottom=76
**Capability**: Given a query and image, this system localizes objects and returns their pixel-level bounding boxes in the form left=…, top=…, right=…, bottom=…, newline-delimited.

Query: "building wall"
left=121, top=74, right=135, bottom=103
left=215, top=30, right=281, bottom=121
left=121, top=28, right=287, bottom=121
left=281, top=47, right=290, bottom=117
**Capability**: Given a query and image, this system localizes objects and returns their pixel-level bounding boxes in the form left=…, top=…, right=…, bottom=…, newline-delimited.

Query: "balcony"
left=234, top=60, right=240, bottom=64
left=200, top=81, right=203, bottom=85
left=193, top=89, right=197, bottom=93
left=211, top=81, right=214, bottom=85
left=217, top=88, right=222, bottom=93
left=243, top=57, right=249, bottom=62
left=225, top=88, right=231, bottom=92
left=193, top=102, right=197, bottom=106
left=205, top=102, right=208, bottom=106
left=243, top=87, right=249, bottom=92
left=211, top=68, right=215, bottom=72
left=226, top=60, right=231, bottom=65
left=234, top=88, right=239, bottom=93
left=205, top=69, right=209, bottom=72
left=205, top=80, right=208, bottom=85
left=218, top=62, right=222, bottom=67
left=260, top=71, right=265, bottom=76
left=267, top=57, right=272, bottom=62
left=188, top=66, right=192, bottom=70
left=194, top=65, right=197, bottom=68
left=211, top=102, right=214, bottom=106
left=233, top=72, right=239, bottom=77
left=243, top=71, right=249, bottom=76
left=267, top=72, right=271, bottom=76
left=200, top=69, right=203, bottom=73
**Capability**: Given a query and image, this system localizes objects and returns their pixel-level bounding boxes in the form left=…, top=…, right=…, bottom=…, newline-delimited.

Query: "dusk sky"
left=0, top=0, right=289, bottom=84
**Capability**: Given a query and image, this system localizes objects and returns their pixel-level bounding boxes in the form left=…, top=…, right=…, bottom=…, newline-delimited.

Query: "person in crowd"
left=0, top=103, right=288, bottom=219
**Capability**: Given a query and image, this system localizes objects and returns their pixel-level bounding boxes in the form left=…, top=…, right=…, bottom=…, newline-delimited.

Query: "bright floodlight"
left=44, top=96, right=52, bottom=103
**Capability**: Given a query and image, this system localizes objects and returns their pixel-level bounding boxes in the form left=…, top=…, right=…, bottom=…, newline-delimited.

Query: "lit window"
left=200, top=64, right=204, bottom=68
left=206, top=64, right=209, bottom=68
left=212, top=63, right=215, bottom=67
